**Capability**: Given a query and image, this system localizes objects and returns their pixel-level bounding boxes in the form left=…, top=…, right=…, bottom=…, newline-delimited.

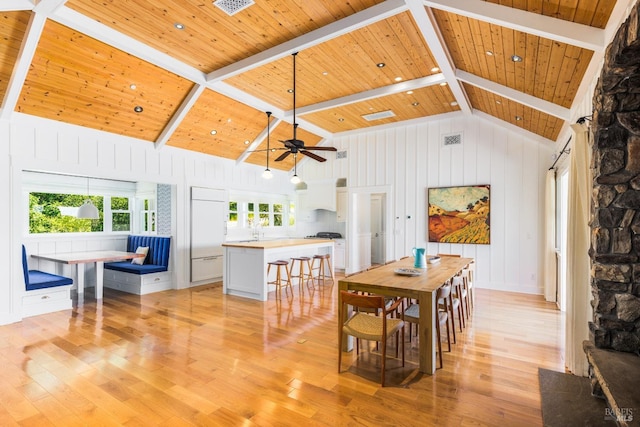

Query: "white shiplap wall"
left=1, top=113, right=295, bottom=324
left=299, top=114, right=554, bottom=293
left=1, top=111, right=553, bottom=324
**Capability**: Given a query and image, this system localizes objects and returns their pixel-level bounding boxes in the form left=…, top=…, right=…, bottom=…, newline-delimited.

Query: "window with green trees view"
left=29, top=192, right=132, bottom=234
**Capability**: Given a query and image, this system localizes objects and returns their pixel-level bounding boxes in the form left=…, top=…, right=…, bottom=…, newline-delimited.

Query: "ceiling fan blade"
left=275, top=151, right=291, bottom=161
left=302, top=146, right=337, bottom=151
left=300, top=150, right=326, bottom=162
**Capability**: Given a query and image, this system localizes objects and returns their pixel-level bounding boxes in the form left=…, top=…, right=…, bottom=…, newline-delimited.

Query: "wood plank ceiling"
left=0, top=0, right=625, bottom=171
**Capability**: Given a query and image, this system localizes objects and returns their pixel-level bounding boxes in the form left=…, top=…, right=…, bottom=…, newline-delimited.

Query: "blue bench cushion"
left=104, top=235, right=171, bottom=275
left=22, top=245, right=73, bottom=291
left=27, top=270, right=73, bottom=290
left=104, top=261, right=167, bottom=275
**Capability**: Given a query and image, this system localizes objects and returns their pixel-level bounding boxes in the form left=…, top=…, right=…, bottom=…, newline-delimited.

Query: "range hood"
left=305, top=179, right=337, bottom=211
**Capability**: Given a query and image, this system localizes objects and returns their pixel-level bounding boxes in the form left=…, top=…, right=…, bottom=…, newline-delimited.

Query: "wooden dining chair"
left=403, top=283, right=452, bottom=369
left=451, top=275, right=467, bottom=329
left=338, top=291, right=405, bottom=386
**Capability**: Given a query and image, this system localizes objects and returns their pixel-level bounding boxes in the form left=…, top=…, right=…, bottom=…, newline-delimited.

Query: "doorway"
left=370, top=193, right=386, bottom=265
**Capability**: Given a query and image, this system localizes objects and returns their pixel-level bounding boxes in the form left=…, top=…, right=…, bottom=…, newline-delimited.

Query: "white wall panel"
left=300, top=115, right=554, bottom=293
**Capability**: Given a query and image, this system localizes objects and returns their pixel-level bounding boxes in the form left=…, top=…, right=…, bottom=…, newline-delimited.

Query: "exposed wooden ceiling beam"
left=206, top=0, right=409, bottom=83
left=52, top=6, right=206, bottom=83
left=424, top=0, right=605, bottom=52
left=0, top=11, right=45, bottom=120
left=406, top=0, right=472, bottom=115
left=456, top=70, right=571, bottom=121
left=155, top=85, right=207, bottom=149
left=2, top=0, right=35, bottom=11
left=294, top=74, right=446, bottom=116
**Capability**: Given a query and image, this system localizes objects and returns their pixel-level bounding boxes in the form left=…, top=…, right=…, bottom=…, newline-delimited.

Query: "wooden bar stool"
left=310, top=253, right=334, bottom=286
left=267, top=260, right=292, bottom=300
left=290, top=256, right=313, bottom=295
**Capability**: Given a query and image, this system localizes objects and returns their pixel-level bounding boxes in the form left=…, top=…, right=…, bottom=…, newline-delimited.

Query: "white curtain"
left=543, top=170, right=557, bottom=302
left=565, top=122, right=592, bottom=376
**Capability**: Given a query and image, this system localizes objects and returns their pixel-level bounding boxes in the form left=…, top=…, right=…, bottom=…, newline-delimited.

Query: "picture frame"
left=427, top=185, right=490, bottom=244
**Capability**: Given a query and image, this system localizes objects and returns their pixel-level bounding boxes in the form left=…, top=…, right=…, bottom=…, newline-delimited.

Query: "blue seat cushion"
left=27, top=270, right=73, bottom=291
left=104, top=261, right=168, bottom=275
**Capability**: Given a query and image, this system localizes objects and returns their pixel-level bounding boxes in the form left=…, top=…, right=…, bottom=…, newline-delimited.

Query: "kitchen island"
left=222, top=239, right=334, bottom=301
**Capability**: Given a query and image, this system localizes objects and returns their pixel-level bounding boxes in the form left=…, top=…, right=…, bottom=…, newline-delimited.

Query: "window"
left=228, top=194, right=293, bottom=231
left=111, top=196, right=131, bottom=232
left=29, top=192, right=104, bottom=233
left=228, top=201, right=238, bottom=227
left=140, top=198, right=156, bottom=232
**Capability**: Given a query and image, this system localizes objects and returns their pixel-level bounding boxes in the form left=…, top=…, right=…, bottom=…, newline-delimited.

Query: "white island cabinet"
left=222, top=239, right=334, bottom=301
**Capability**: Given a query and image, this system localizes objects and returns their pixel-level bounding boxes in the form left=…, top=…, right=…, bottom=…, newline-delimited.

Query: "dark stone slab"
left=538, top=368, right=612, bottom=426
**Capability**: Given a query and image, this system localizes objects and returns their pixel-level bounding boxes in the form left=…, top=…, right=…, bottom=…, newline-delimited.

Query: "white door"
left=370, top=194, right=385, bottom=265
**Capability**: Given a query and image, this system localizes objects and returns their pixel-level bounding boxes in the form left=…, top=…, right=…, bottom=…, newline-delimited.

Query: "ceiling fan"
left=274, top=52, right=337, bottom=163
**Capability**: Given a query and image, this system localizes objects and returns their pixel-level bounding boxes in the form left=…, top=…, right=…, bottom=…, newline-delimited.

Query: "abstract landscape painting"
left=428, top=185, right=490, bottom=244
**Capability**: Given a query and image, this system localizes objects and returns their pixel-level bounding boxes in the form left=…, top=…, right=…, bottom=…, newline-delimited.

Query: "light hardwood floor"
left=0, top=278, right=564, bottom=426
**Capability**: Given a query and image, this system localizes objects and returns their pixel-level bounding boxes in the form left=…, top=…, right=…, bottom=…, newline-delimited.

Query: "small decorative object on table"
left=394, top=268, right=424, bottom=276
left=427, top=256, right=441, bottom=264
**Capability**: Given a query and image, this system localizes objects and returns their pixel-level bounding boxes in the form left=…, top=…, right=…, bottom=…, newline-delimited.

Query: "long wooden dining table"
left=338, top=256, right=474, bottom=375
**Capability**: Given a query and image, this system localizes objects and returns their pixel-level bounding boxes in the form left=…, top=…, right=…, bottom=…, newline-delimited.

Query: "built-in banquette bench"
left=104, top=235, right=172, bottom=295
left=21, top=245, right=73, bottom=317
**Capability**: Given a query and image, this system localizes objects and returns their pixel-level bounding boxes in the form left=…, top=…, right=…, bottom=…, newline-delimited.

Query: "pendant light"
left=77, top=177, right=99, bottom=219
left=290, top=153, right=301, bottom=184
left=261, top=111, right=273, bottom=179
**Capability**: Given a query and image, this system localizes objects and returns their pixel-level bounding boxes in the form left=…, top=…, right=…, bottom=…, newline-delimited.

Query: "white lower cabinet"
left=103, top=269, right=172, bottom=295
left=22, top=285, right=72, bottom=317
left=334, top=239, right=346, bottom=270
left=191, top=255, right=223, bottom=282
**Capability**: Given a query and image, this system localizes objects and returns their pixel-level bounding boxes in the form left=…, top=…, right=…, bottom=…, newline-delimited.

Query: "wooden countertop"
left=222, top=239, right=333, bottom=249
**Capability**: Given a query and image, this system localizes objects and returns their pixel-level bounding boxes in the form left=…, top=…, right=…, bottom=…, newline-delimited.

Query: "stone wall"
left=590, top=2, right=640, bottom=354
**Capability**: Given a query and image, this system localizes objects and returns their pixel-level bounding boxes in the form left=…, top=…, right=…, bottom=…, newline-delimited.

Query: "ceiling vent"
left=336, top=150, right=347, bottom=159
left=213, top=0, right=255, bottom=16
left=362, top=110, right=395, bottom=121
left=442, top=132, right=462, bottom=147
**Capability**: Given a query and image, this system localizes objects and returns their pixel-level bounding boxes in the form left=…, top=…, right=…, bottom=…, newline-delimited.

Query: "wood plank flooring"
left=0, top=278, right=564, bottom=426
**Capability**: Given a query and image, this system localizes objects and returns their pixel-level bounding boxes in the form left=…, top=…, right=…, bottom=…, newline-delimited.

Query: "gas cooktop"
left=304, top=232, right=342, bottom=239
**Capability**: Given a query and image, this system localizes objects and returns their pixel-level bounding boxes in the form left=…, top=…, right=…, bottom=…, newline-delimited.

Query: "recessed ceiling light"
left=210, top=130, right=217, bottom=135
left=431, top=67, right=440, bottom=73
left=244, top=140, right=250, bottom=145
left=406, top=90, right=414, bottom=95
left=511, top=54, right=523, bottom=62
left=129, top=84, right=137, bottom=90
left=412, top=102, right=420, bottom=107
left=376, top=62, right=385, bottom=68
left=287, top=88, right=294, bottom=93
left=322, top=71, right=328, bottom=76
left=440, top=82, right=447, bottom=86
left=450, top=101, right=458, bottom=106
left=134, top=106, right=143, bottom=113
left=174, top=23, right=185, bottom=30
left=496, top=100, right=502, bottom=105
left=338, top=118, right=344, bottom=122
left=486, top=50, right=494, bottom=56
left=394, top=77, right=402, bottom=82
left=515, top=115, right=523, bottom=121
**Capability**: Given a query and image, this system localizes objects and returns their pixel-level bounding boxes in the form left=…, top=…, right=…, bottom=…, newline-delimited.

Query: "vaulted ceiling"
left=0, top=0, right=631, bottom=171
